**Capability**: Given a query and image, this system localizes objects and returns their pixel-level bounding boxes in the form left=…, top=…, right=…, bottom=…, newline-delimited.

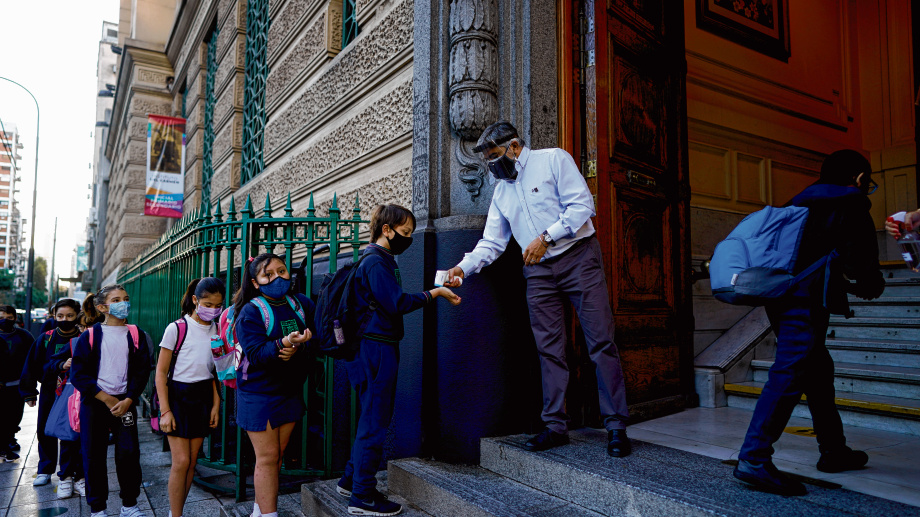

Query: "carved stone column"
left=448, top=0, right=498, bottom=200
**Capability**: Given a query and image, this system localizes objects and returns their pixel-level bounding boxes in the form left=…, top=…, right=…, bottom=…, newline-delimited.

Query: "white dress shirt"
left=457, top=146, right=596, bottom=276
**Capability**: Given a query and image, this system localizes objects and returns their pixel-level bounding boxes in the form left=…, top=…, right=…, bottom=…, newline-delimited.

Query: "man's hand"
left=522, top=237, right=549, bottom=266
left=110, top=398, right=133, bottom=418
left=886, top=210, right=920, bottom=239
left=445, top=267, right=465, bottom=288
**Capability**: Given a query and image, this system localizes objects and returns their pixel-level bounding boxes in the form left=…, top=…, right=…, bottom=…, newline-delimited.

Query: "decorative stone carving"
left=266, top=14, right=326, bottom=104
left=311, top=167, right=412, bottom=225
left=325, top=0, right=343, bottom=55
left=267, top=0, right=310, bottom=58
left=448, top=0, right=498, bottom=201
left=263, top=0, right=414, bottom=155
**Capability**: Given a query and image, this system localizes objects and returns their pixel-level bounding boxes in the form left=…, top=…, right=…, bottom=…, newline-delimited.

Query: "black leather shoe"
left=607, top=429, right=632, bottom=457
left=817, top=448, right=868, bottom=473
left=733, top=459, right=807, bottom=496
left=523, top=428, right=569, bottom=452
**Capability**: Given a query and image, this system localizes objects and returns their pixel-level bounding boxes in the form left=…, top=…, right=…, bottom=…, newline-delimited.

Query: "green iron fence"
left=118, top=191, right=364, bottom=501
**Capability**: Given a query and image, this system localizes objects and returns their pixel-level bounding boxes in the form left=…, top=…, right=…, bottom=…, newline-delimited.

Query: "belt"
left=539, top=234, right=594, bottom=265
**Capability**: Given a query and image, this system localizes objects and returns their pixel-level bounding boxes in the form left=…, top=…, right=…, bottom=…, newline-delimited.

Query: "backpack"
left=709, top=205, right=837, bottom=306
left=68, top=325, right=141, bottom=433
left=314, top=255, right=376, bottom=361
left=151, top=317, right=216, bottom=433
left=215, top=295, right=307, bottom=388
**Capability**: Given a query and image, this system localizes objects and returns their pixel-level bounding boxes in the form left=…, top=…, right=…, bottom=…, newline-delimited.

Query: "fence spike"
left=213, top=200, right=223, bottom=223
left=284, top=193, right=294, bottom=218
left=203, top=200, right=212, bottom=224
left=228, top=196, right=237, bottom=221
left=243, top=195, right=254, bottom=219
left=353, top=192, right=361, bottom=219
left=307, top=192, right=315, bottom=217
left=331, top=193, right=339, bottom=212
left=263, top=192, right=273, bottom=217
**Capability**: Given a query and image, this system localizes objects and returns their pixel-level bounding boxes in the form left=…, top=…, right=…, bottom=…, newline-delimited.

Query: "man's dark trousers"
left=80, top=397, right=141, bottom=512
left=343, top=339, right=399, bottom=497
left=523, top=236, right=629, bottom=433
left=0, top=385, right=25, bottom=448
left=739, top=303, right=847, bottom=463
left=37, top=386, right=83, bottom=478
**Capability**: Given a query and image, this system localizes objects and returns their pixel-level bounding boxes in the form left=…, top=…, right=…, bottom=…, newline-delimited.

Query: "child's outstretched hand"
left=431, top=287, right=462, bottom=306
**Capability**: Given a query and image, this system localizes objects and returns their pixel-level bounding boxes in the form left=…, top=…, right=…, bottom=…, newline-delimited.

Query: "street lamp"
left=0, top=76, right=40, bottom=327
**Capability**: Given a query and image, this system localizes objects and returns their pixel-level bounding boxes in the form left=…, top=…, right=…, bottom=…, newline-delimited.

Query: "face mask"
left=386, top=230, right=413, bottom=255
left=0, top=319, right=14, bottom=332
left=56, top=320, right=78, bottom=332
left=258, top=276, right=291, bottom=299
left=197, top=305, right=222, bottom=322
left=108, top=301, right=131, bottom=320
left=487, top=146, right=518, bottom=181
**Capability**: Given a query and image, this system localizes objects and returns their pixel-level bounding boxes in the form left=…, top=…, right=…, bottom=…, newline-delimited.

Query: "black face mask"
left=56, top=320, right=78, bottom=332
left=386, top=231, right=413, bottom=255
left=0, top=319, right=15, bottom=332
left=488, top=152, right=518, bottom=181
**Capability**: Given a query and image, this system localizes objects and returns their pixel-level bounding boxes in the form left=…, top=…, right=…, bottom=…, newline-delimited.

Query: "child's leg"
left=349, top=341, right=399, bottom=497
left=111, top=402, right=142, bottom=508
left=59, top=439, right=82, bottom=480
left=36, top=392, right=59, bottom=474
left=186, top=437, right=205, bottom=497
left=80, top=399, right=113, bottom=513
left=167, top=435, right=192, bottom=517
left=249, top=423, right=283, bottom=514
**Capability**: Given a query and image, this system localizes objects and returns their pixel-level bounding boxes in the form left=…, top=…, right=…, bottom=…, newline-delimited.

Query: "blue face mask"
left=258, top=276, right=291, bottom=299
left=108, top=301, right=131, bottom=320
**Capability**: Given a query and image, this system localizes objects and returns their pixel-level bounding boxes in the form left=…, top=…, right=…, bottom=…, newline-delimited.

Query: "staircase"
left=725, top=267, right=920, bottom=436
left=301, top=429, right=918, bottom=516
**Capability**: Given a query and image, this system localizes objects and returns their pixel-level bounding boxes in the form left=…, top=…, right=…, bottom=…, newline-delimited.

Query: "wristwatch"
left=540, top=230, right=555, bottom=247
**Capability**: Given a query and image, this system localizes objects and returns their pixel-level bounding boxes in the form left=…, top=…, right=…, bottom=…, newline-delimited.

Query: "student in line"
left=20, top=298, right=85, bottom=497
left=337, top=204, right=461, bottom=517
left=155, top=277, right=224, bottom=517
left=70, top=285, right=152, bottom=517
left=0, top=304, right=32, bottom=462
left=233, top=253, right=314, bottom=517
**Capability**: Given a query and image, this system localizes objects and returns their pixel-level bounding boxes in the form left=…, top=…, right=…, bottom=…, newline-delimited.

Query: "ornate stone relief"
left=266, top=14, right=327, bottom=104
left=311, top=167, right=412, bottom=228
left=448, top=0, right=498, bottom=201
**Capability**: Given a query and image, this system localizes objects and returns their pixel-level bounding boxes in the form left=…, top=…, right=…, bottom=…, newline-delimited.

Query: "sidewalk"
left=629, top=406, right=920, bottom=508
left=0, top=404, right=305, bottom=517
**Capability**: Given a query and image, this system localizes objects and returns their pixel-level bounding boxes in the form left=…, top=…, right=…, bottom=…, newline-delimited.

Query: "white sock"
left=261, top=512, right=278, bottom=517
left=251, top=503, right=261, bottom=517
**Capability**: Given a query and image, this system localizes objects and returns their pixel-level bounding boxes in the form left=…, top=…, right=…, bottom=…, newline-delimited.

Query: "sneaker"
left=9, top=440, right=20, bottom=451
left=817, top=448, right=869, bottom=473
left=347, top=490, right=402, bottom=516
left=57, top=478, right=74, bottom=499
left=74, top=478, right=86, bottom=496
left=523, top=428, right=569, bottom=452
left=0, top=450, right=20, bottom=462
left=336, top=475, right=353, bottom=497
left=33, top=473, right=52, bottom=486
left=91, top=512, right=107, bottom=517
left=120, top=505, right=147, bottom=517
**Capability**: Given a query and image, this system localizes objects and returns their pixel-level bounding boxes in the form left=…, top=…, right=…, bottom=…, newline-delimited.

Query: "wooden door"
left=561, top=0, right=695, bottom=422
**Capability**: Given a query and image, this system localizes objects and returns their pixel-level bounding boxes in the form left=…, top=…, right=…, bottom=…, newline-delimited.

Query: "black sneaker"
left=336, top=475, right=353, bottom=498
left=348, top=490, right=402, bottom=516
left=523, top=428, right=569, bottom=452
left=733, top=459, right=806, bottom=496
left=817, top=448, right=868, bottom=473
left=9, top=440, right=20, bottom=452
left=607, top=429, right=632, bottom=457
left=0, top=450, right=20, bottom=462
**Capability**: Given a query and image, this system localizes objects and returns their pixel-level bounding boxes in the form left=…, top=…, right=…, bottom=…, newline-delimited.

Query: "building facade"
left=0, top=125, right=25, bottom=285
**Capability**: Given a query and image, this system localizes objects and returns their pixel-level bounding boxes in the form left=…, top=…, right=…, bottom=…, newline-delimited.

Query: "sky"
left=0, top=0, right=119, bottom=289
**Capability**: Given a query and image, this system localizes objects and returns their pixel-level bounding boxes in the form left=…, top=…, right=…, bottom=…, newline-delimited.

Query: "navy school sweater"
left=352, top=244, right=432, bottom=344
left=234, top=292, right=315, bottom=395
left=19, top=328, right=81, bottom=402
left=0, top=327, right=33, bottom=387
left=69, top=323, right=153, bottom=403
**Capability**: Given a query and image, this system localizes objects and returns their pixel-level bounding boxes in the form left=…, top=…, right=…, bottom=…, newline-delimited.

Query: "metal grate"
left=201, top=29, right=219, bottom=204
left=241, top=0, right=270, bottom=185
left=342, top=0, right=359, bottom=47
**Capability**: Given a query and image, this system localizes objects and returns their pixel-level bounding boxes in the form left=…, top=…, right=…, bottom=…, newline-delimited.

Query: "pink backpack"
left=69, top=325, right=140, bottom=432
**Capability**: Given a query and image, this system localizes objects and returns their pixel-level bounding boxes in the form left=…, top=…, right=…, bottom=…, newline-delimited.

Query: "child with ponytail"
left=19, top=298, right=85, bottom=496
left=155, top=277, right=224, bottom=517
left=233, top=253, right=314, bottom=517
left=70, top=285, right=152, bottom=517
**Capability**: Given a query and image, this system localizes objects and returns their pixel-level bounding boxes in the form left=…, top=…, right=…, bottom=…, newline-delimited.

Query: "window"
left=107, top=28, right=118, bottom=39
left=240, top=0, right=269, bottom=185
left=342, top=0, right=359, bottom=47
left=201, top=28, right=220, bottom=204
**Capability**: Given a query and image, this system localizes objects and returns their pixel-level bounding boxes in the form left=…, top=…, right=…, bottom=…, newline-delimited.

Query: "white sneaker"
left=57, top=477, right=74, bottom=499
left=33, top=473, right=52, bottom=486
left=74, top=478, right=86, bottom=496
left=91, top=512, right=107, bottom=517
left=120, top=505, right=147, bottom=517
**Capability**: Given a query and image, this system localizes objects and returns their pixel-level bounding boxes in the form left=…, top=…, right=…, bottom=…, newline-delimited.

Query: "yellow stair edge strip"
left=724, top=383, right=920, bottom=418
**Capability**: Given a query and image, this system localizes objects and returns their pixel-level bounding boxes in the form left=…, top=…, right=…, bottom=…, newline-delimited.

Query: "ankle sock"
left=261, top=512, right=278, bottom=517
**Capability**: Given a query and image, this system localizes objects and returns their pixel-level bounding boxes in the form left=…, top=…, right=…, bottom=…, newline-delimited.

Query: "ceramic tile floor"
left=630, top=406, right=920, bottom=508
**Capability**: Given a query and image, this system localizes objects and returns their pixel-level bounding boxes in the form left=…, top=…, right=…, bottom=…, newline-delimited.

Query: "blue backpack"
left=709, top=205, right=837, bottom=306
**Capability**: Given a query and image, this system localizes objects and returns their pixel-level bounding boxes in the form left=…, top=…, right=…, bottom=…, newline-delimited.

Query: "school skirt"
left=167, top=380, right=214, bottom=439
left=235, top=389, right=305, bottom=432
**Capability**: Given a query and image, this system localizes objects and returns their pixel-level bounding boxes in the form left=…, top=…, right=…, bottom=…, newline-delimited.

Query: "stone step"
left=477, top=430, right=917, bottom=516
left=825, top=338, right=920, bottom=368
left=725, top=382, right=920, bottom=436
left=301, top=473, right=430, bottom=517
left=751, top=360, right=920, bottom=399
left=387, top=458, right=603, bottom=517
left=860, top=282, right=920, bottom=297
left=847, top=299, right=920, bottom=318
left=826, top=317, right=920, bottom=341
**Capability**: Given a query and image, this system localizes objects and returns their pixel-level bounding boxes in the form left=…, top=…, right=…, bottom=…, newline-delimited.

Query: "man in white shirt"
left=445, top=121, right=631, bottom=457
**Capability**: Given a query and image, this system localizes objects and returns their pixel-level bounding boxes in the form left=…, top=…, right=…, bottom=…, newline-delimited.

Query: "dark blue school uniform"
left=233, top=293, right=315, bottom=432
left=0, top=326, right=33, bottom=452
left=740, top=184, right=885, bottom=463
left=19, top=329, right=83, bottom=479
left=343, top=244, right=431, bottom=497
left=70, top=324, right=152, bottom=513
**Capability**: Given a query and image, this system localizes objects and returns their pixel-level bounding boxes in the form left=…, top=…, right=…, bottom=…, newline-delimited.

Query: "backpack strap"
left=126, top=324, right=141, bottom=350
left=285, top=295, right=307, bottom=327
left=250, top=297, right=274, bottom=334
left=88, top=327, right=95, bottom=349
left=166, top=318, right=188, bottom=383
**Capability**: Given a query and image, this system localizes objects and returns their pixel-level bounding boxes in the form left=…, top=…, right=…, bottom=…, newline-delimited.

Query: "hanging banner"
left=145, top=115, right=186, bottom=218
